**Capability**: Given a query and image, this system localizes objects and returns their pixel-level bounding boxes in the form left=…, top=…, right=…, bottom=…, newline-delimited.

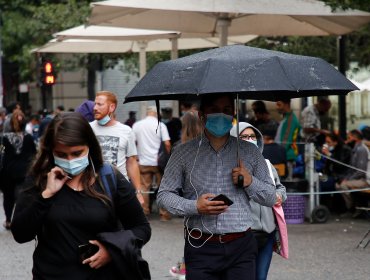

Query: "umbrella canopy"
left=89, top=0, right=370, bottom=46
left=55, top=25, right=180, bottom=41
left=124, top=45, right=358, bottom=103
left=33, top=35, right=258, bottom=53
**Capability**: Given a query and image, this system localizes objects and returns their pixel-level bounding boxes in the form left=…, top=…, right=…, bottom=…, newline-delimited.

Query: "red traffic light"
left=44, top=62, right=53, bottom=73
left=42, top=61, right=56, bottom=85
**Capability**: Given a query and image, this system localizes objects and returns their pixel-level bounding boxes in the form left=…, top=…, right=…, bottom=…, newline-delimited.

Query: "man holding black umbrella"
left=157, top=94, right=276, bottom=280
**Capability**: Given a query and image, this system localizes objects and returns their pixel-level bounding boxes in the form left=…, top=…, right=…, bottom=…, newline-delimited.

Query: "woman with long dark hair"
left=1, top=109, right=36, bottom=229
left=11, top=112, right=151, bottom=279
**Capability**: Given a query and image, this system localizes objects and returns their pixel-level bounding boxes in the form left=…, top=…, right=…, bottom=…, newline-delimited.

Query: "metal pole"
left=170, top=37, right=178, bottom=60
left=41, top=85, right=47, bottom=110
left=138, top=41, right=148, bottom=119
left=170, top=37, right=179, bottom=117
left=0, top=9, right=3, bottom=107
left=217, top=17, right=230, bottom=47
left=337, top=36, right=347, bottom=140
left=308, top=142, right=315, bottom=222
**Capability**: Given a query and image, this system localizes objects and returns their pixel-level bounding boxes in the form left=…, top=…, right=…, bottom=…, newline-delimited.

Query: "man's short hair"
left=349, top=129, right=363, bottom=140
left=277, top=98, right=291, bottom=105
left=96, top=91, right=118, bottom=109
left=199, top=94, right=234, bottom=112
left=261, top=128, right=276, bottom=139
left=147, top=105, right=157, bottom=113
left=161, top=107, right=172, bottom=114
left=252, top=100, right=268, bottom=114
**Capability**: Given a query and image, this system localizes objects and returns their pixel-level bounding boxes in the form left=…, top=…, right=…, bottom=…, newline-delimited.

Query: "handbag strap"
left=265, top=159, right=276, bottom=186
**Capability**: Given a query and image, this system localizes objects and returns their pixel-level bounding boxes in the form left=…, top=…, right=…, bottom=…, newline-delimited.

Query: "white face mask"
left=247, top=139, right=258, bottom=147
left=54, top=152, right=89, bottom=176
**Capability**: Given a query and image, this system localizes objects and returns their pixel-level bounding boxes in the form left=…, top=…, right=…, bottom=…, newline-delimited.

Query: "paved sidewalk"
left=1, top=199, right=369, bottom=279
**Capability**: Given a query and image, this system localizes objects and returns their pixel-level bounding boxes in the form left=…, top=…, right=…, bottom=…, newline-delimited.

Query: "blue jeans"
left=256, top=231, right=275, bottom=280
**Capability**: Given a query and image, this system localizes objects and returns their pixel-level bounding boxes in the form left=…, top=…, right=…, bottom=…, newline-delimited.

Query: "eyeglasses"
left=239, top=134, right=257, bottom=141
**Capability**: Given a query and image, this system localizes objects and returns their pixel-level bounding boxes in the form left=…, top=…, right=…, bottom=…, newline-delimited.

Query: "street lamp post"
left=0, top=9, right=3, bottom=107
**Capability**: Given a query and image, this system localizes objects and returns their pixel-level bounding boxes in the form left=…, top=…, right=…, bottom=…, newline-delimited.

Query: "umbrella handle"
left=238, top=175, right=244, bottom=188
left=235, top=94, right=243, bottom=188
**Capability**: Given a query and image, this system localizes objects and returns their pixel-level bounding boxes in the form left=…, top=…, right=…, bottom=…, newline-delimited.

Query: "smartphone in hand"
left=78, top=243, right=99, bottom=262
left=210, top=194, right=234, bottom=206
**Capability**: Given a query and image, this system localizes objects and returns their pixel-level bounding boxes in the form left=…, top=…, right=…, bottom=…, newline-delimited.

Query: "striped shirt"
left=157, top=135, right=276, bottom=234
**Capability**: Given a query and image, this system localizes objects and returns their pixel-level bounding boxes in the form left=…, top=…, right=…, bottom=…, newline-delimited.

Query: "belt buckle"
left=219, top=234, right=226, bottom=243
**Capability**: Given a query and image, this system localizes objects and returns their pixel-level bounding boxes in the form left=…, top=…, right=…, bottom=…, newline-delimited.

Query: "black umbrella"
left=124, top=45, right=358, bottom=187
left=124, top=45, right=358, bottom=103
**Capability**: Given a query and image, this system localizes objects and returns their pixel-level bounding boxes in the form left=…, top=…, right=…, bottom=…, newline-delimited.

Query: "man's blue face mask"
left=205, top=113, right=233, bottom=137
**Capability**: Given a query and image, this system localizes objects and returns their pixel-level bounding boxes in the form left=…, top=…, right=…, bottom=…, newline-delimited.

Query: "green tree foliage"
left=1, top=0, right=92, bottom=82
left=248, top=0, right=370, bottom=70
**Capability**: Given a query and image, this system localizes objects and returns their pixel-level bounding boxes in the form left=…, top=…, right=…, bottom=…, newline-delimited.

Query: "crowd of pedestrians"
left=1, top=93, right=370, bottom=280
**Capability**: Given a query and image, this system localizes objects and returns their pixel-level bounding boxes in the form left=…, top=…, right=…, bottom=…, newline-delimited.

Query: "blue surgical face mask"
left=97, top=115, right=111, bottom=126
left=205, top=113, right=233, bottom=137
left=247, top=139, right=258, bottom=147
left=54, top=152, right=90, bottom=176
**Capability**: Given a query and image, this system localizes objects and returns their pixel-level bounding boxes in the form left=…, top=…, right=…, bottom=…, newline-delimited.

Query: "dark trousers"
left=184, top=231, right=257, bottom=280
left=2, top=180, right=17, bottom=222
left=1, top=175, right=23, bottom=222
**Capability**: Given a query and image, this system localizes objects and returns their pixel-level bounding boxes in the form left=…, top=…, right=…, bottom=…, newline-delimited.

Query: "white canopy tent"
left=34, top=25, right=257, bottom=117
left=52, top=25, right=257, bottom=77
left=89, top=0, right=370, bottom=46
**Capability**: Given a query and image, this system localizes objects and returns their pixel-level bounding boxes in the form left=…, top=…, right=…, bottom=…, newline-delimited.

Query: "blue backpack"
left=100, top=163, right=117, bottom=200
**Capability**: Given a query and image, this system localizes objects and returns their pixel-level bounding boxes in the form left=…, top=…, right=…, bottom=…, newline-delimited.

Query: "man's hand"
left=232, top=160, right=252, bottom=187
left=196, top=194, right=229, bottom=215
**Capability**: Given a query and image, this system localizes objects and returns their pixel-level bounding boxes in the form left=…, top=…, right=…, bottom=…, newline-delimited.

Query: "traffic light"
left=41, top=60, right=56, bottom=86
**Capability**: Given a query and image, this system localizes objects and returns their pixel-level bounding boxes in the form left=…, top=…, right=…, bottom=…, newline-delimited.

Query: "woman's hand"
left=275, top=193, right=282, bottom=206
left=42, top=167, right=70, bottom=198
left=83, top=240, right=112, bottom=269
left=136, top=192, right=144, bottom=205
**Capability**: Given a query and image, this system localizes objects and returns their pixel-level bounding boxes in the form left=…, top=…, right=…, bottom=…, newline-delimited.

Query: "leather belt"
left=185, top=228, right=251, bottom=243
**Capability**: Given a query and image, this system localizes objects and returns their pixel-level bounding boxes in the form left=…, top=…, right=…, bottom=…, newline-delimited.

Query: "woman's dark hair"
left=32, top=112, right=109, bottom=203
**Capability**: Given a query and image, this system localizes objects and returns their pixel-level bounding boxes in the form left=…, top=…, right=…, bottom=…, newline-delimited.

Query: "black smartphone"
left=210, top=194, right=234, bottom=206
left=78, top=243, right=99, bottom=262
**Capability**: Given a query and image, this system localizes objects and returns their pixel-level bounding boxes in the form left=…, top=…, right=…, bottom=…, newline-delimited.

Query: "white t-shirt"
left=90, top=120, right=137, bottom=179
left=132, top=116, right=170, bottom=166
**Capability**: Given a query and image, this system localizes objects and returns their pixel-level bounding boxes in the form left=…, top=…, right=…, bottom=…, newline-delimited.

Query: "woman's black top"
left=1, top=132, right=36, bottom=182
left=11, top=171, right=151, bottom=280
